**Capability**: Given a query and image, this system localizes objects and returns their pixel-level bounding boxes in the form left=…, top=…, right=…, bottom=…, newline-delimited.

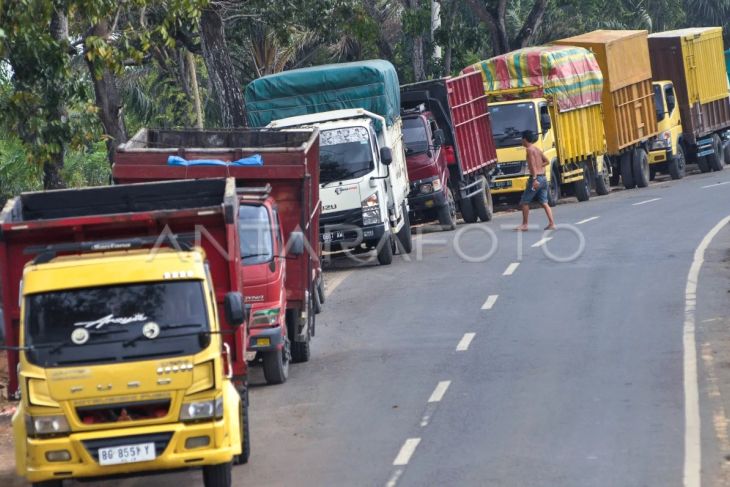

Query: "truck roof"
left=649, top=27, right=722, bottom=39
left=557, top=29, right=647, bottom=45
left=267, top=109, right=376, bottom=129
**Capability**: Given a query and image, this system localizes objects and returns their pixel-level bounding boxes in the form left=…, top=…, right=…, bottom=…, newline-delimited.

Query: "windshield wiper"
left=242, top=252, right=272, bottom=259
left=122, top=323, right=204, bottom=348
left=322, top=167, right=371, bottom=188
left=44, top=328, right=127, bottom=355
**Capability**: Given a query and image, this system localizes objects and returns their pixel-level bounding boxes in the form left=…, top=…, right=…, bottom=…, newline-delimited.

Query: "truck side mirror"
left=540, top=112, right=552, bottom=131
left=380, top=147, right=393, bottom=166
left=433, top=129, right=445, bottom=147
left=224, top=292, right=246, bottom=327
left=288, top=231, right=304, bottom=256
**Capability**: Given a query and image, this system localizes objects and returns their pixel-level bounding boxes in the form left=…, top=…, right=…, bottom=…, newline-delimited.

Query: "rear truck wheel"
left=724, top=140, right=730, bottom=165
left=262, top=337, right=289, bottom=385
left=632, top=148, right=650, bottom=188
left=697, top=155, right=711, bottom=173
left=437, top=187, right=457, bottom=230
left=288, top=299, right=312, bottom=363
left=708, top=133, right=725, bottom=171
left=621, top=151, right=635, bottom=189
left=396, top=203, right=413, bottom=254
left=649, top=166, right=657, bottom=181
left=595, top=159, right=611, bottom=195
left=669, top=145, right=686, bottom=180
left=376, top=232, right=394, bottom=265
left=548, top=164, right=559, bottom=207
left=609, top=157, right=621, bottom=186
left=234, top=391, right=250, bottom=465
left=459, top=190, right=477, bottom=223
left=574, top=164, right=591, bottom=202
left=312, top=283, right=323, bottom=314
left=203, top=462, right=232, bottom=487
left=317, top=275, right=325, bottom=305
left=472, top=176, right=494, bottom=222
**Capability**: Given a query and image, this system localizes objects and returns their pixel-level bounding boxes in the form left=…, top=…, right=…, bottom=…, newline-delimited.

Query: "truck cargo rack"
left=236, top=184, right=272, bottom=200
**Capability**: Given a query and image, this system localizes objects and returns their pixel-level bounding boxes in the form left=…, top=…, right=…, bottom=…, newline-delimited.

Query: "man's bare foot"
left=544, top=224, right=556, bottom=231
left=515, top=225, right=529, bottom=231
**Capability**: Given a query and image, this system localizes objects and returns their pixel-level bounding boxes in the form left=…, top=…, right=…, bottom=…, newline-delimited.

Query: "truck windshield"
left=24, top=281, right=210, bottom=367
left=403, top=117, right=429, bottom=154
left=653, top=84, right=664, bottom=122
left=489, top=103, right=538, bottom=148
left=239, top=204, right=274, bottom=265
left=320, top=126, right=374, bottom=185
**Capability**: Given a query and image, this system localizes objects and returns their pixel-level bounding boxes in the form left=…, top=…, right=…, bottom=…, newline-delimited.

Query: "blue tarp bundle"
left=167, top=155, right=263, bottom=167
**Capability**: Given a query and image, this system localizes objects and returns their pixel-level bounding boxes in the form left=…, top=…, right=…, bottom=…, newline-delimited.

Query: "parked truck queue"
left=3, top=25, right=730, bottom=487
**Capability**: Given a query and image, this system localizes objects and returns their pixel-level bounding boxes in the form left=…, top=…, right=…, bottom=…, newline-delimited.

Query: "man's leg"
left=516, top=204, right=530, bottom=231
left=541, top=203, right=556, bottom=230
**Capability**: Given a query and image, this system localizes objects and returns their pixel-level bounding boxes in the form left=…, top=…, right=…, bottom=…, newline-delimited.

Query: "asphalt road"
left=7, top=167, right=730, bottom=486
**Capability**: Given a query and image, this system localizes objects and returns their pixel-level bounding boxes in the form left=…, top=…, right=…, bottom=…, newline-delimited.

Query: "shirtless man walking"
left=516, top=130, right=556, bottom=231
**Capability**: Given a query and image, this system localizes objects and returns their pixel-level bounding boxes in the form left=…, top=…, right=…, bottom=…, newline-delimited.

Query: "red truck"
left=0, top=178, right=251, bottom=398
left=400, top=71, right=498, bottom=229
left=113, top=129, right=321, bottom=384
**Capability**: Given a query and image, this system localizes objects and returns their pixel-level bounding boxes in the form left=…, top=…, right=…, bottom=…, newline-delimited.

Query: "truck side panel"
left=552, top=104, right=606, bottom=164
left=446, top=72, right=497, bottom=175
left=603, top=79, right=658, bottom=153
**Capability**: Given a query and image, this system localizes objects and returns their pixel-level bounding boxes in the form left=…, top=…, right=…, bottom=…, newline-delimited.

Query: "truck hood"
left=320, top=182, right=363, bottom=213
left=496, top=146, right=527, bottom=163
left=406, top=152, right=440, bottom=181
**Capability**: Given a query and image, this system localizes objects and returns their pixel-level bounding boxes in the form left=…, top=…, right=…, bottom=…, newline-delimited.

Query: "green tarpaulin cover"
left=245, top=60, right=400, bottom=130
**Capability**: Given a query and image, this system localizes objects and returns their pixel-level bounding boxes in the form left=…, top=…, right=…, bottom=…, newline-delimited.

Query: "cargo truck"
left=400, top=71, right=498, bottom=229
left=649, top=27, right=730, bottom=174
left=1, top=179, right=250, bottom=486
left=245, top=60, right=412, bottom=266
left=554, top=30, right=660, bottom=189
left=463, top=46, right=610, bottom=205
left=648, top=80, right=687, bottom=179
left=114, top=128, right=320, bottom=377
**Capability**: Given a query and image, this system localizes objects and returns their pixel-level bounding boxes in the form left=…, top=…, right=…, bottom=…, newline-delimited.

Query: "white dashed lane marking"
left=481, top=294, right=499, bottom=310
left=427, top=381, right=451, bottom=403
left=503, top=262, right=520, bottom=276
left=702, top=181, right=730, bottom=189
left=632, top=197, right=662, bottom=206
left=456, top=333, right=476, bottom=352
left=576, top=216, right=599, bottom=225
left=393, top=438, right=421, bottom=466
left=531, top=236, right=553, bottom=248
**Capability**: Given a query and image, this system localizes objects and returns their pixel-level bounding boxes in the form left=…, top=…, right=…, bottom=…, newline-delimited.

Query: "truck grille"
left=320, top=207, right=363, bottom=228
left=76, top=399, right=171, bottom=425
left=82, top=432, right=173, bottom=462
left=498, top=162, right=526, bottom=176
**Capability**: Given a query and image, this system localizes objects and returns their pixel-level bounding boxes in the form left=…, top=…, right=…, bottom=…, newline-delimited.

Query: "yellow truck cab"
left=488, top=98, right=559, bottom=203
left=649, top=81, right=686, bottom=179
left=14, top=249, right=245, bottom=486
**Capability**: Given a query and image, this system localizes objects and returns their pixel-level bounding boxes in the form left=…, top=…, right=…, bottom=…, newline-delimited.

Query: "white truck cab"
left=269, top=108, right=412, bottom=265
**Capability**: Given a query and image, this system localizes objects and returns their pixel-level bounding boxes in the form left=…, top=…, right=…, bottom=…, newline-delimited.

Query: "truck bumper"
left=248, top=325, right=284, bottom=352
left=649, top=149, right=670, bottom=164
left=20, top=418, right=238, bottom=483
left=408, top=188, right=448, bottom=213
left=320, top=223, right=387, bottom=250
left=490, top=175, right=528, bottom=195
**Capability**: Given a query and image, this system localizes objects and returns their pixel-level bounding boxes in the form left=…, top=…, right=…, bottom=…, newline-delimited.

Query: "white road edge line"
left=481, top=294, right=499, bottom=310
left=503, top=262, right=520, bottom=276
left=324, top=270, right=353, bottom=298
left=701, top=181, right=730, bottom=189
left=428, top=381, right=451, bottom=403
left=632, top=197, right=662, bottom=206
left=576, top=216, right=600, bottom=225
left=683, top=214, right=730, bottom=487
left=531, top=236, right=553, bottom=248
left=456, top=333, right=476, bottom=352
left=393, top=438, right=421, bottom=466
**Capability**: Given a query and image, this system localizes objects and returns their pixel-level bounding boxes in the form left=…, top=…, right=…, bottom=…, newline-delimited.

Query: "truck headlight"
left=362, top=193, right=381, bottom=226
left=252, top=308, right=280, bottom=326
left=26, top=414, right=69, bottom=436
left=432, top=178, right=442, bottom=192
left=180, top=397, right=223, bottom=421
left=651, top=131, right=672, bottom=150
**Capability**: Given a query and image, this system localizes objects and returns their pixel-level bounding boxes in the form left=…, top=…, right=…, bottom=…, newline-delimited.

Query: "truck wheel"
left=459, top=194, right=477, bottom=223
left=262, top=338, right=289, bottom=385
left=708, top=134, right=725, bottom=171
left=724, top=140, right=730, bottom=165
left=548, top=164, right=559, bottom=207
left=574, top=164, right=591, bottom=202
left=288, top=304, right=312, bottom=363
left=203, top=462, right=232, bottom=487
left=396, top=203, right=413, bottom=254
left=621, top=151, right=635, bottom=189
left=376, top=232, right=394, bottom=265
left=608, top=156, right=620, bottom=186
left=632, top=149, right=650, bottom=188
left=313, top=283, right=323, bottom=314
left=595, top=160, right=611, bottom=195
left=234, top=393, right=250, bottom=465
left=472, top=177, right=493, bottom=222
left=649, top=167, right=657, bottom=181
left=317, top=275, right=325, bottom=305
left=437, top=187, right=456, bottom=230
left=669, top=146, right=686, bottom=180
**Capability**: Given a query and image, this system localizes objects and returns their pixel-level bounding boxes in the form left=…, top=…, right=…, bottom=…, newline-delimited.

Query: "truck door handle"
left=96, top=384, right=112, bottom=391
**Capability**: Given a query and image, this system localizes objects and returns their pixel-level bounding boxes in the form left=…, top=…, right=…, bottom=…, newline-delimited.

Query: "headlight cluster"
left=26, top=414, right=70, bottom=436
left=420, top=178, right=442, bottom=194
left=180, top=396, right=223, bottom=421
left=362, top=193, right=381, bottom=226
left=252, top=307, right=280, bottom=327
left=651, top=131, right=672, bottom=150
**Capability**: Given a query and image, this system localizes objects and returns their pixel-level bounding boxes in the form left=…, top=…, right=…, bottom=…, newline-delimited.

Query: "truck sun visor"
left=167, top=154, right=264, bottom=167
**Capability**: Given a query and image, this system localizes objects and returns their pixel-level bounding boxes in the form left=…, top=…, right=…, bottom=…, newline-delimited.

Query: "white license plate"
left=491, top=180, right=513, bottom=189
left=322, top=231, right=344, bottom=242
left=98, top=442, right=156, bottom=466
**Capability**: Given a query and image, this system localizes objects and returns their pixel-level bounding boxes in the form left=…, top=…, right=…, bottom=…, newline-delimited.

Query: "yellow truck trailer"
left=463, top=46, right=609, bottom=205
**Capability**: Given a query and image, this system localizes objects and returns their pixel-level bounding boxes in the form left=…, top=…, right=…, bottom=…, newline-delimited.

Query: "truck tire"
left=460, top=194, right=478, bottom=223
left=234, top=394, right=250, bottom=465
left=203, top=462, right=232, bottom=487
left=548, top=164, right=559, bottom=207
left=262, top=338, right=289, bottom=385
left=632, top=149, right=650, bottom=188
left=574, top=164, right=591, bottom=202
left=396, top=203, right=413, bottom=254
left=472, top=177, right=493, bottom=222
left=668, top=145, right=686, bottom=180
left=317, top=276, right=325, bottom=305
left=608, top=156, right=621, bottom=186
left=376, top=232, right=394, bottom=265
left=621, top=151, right=635, bottom=189
left=313, top=284, right=322, bottom=314
left=724, top=140, right=730, bottom=165
left=595, top=159, right=611, bottom=195
left=708, top=134, right=725, bottom=171
left=437, top=187, right=456, bottom=230
left=288, top=301, right=312, bottom=363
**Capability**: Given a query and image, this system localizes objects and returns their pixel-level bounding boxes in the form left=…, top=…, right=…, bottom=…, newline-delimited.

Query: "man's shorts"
left=520, top=174, right=549, bottom=205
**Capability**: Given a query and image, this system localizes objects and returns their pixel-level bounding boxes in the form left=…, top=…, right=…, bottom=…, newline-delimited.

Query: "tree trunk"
left=187, top=50, right=204, bottom=129
left=85, top=19, right=128, bottom=165
left=44, top=7, right=68, bottom=189
left=464, top=0, right=549, bottom=55
left=407, top=0, right=426, bottom=82
left=200, top=6, right=246, bottom=127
